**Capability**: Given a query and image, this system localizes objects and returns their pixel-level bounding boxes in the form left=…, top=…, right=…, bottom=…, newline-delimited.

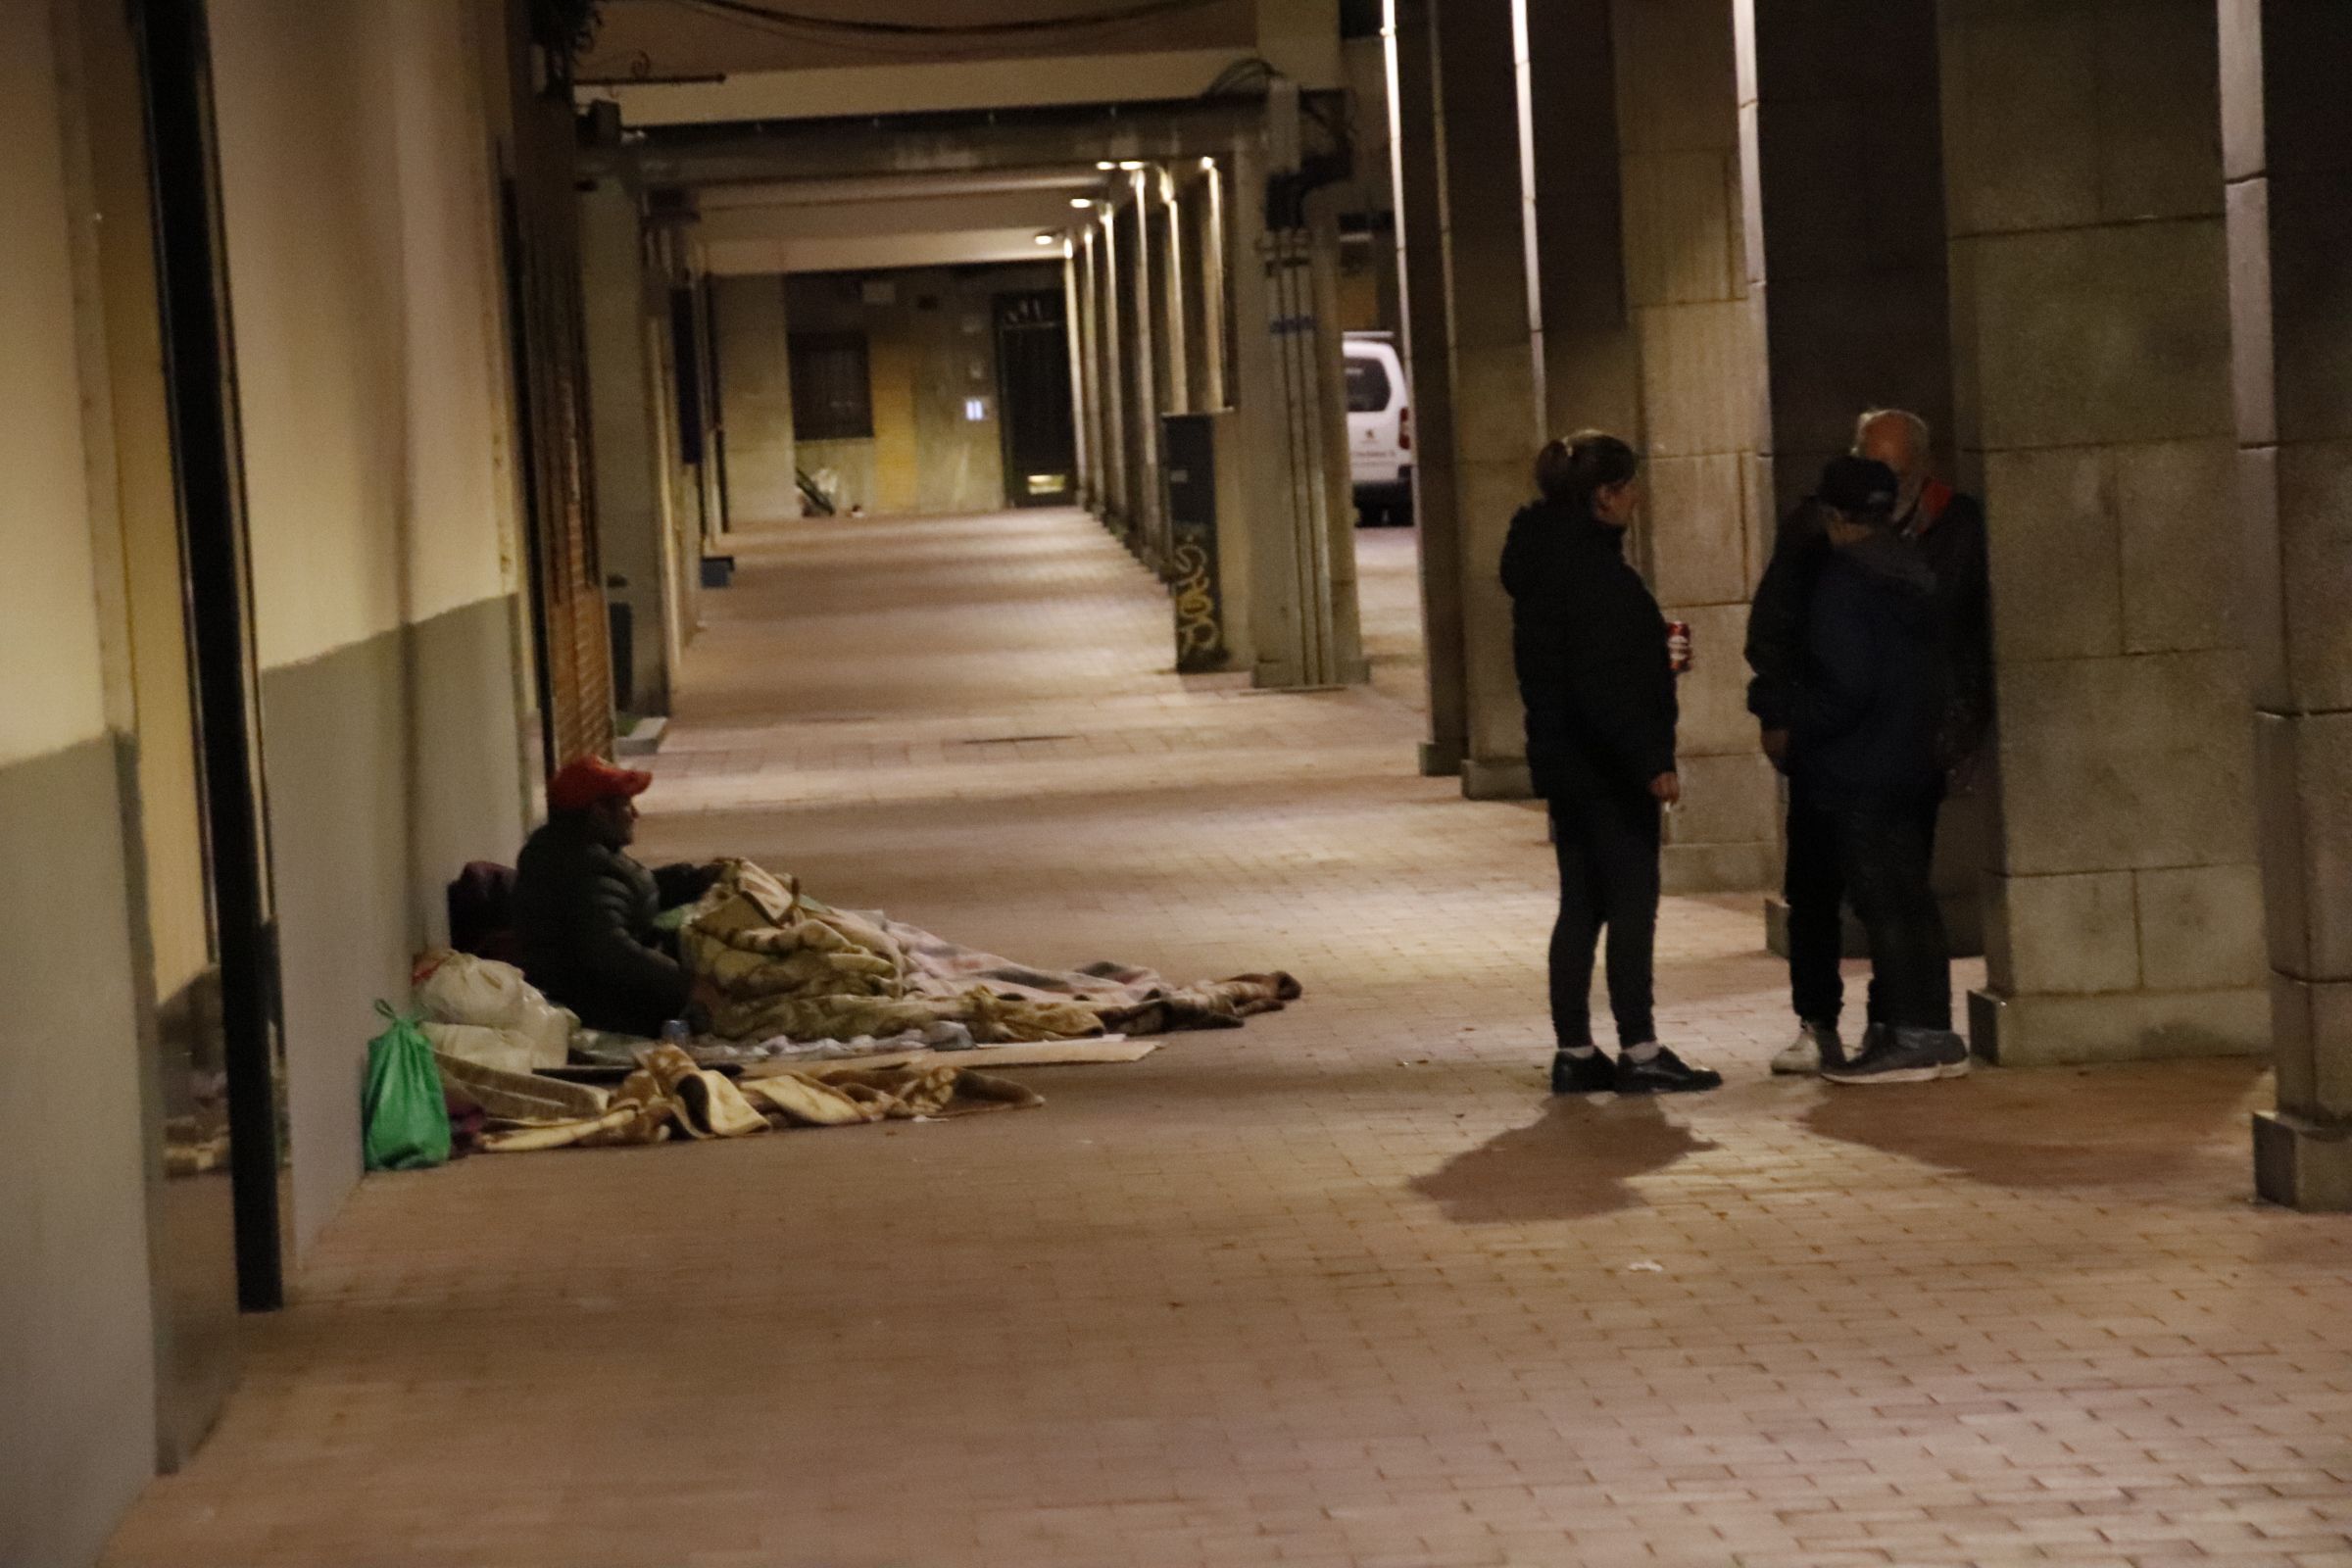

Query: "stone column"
left=1743, top=0, right=1988, bottom=949
left=1610, top=0, right=1776, bottom=891
left=1387, top=0, right=1469, bottom=776
left=1062, top=248, right=1092, bottom=514
left=1127, top=167, right=1166, bottom=567
left=2226, top=2, right=2352, bottom=1205
left=1097, top=208, right=1129, bottom=533
left=1161, top=169, right=1191, bottom=416
left=1942, top=0, right=2266, bottom=1065
left=1200, top=158, right=1230, bottom=411
left=1523, top=2, right=1640, bottom=443
left=1429, top=0, right=1545, bottom=799
left=711, top=273, right=798, bottom=525
left=1074, top=229, right=1103, bottom=514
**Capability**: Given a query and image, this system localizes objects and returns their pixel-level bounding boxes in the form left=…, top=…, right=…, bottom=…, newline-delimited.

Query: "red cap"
left=547, top=757, right=653, bottom=814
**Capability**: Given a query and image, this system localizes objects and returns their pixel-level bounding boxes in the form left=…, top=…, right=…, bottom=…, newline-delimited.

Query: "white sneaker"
left=1771, top=1021, right=1840, bottom=1076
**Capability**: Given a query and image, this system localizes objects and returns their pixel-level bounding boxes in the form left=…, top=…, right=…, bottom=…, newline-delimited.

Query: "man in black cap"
left=1776, top=456, right=1969, bottom=1084
left=1746, top=411, right=1989, bottom=1075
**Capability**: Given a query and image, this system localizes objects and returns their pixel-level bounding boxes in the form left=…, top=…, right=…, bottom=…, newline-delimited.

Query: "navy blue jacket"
left=1501, top=500, right=1678, bottom=801
left=1788, top=534, right=1948, bottom=808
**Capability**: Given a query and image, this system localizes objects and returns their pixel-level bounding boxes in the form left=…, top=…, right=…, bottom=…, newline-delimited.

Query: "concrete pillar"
left=1228, top=125, right=1357, bottom=690
left=1098, top=208, right=1130, bottom=532
left=711, top=274, right=797, bottom=525
left=2226, top=2, right=2352, bottom=1205
left=1200, top=158, right=1230, bottom=412
left=577, top=175, right=670, bottom=715
left=1523, top=3, right=1640, bottom=444
left=1160, top=169, right=1191, bottom=416
left=1603, top=0, right=1777, bottom=891
left=1127, top=167, right=1166, bottom=566
left=1387, top=0, right=1469, bottom=776
left=1428, top=0, right=1545, bottom=798
left=1941, top=0, right=2266, bottom=1066
left=1062, top=248, right=1092, bottom=516
left=1742, top=0, right=1987, bottom=948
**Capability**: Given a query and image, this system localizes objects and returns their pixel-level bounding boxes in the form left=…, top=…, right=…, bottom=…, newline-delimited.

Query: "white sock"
left=1624, top=1041, right=1662, bottom=1064
left=1558, top=1044, right=1601, bottom=1059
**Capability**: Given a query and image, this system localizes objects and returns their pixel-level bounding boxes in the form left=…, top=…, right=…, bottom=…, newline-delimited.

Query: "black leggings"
left=1548, top=792, right=1662, bottom=1050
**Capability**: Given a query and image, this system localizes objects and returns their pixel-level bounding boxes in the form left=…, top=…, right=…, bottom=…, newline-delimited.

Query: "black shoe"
left=1821, top=1027, right=1970, bottom=1086
left=1550, top=1049, right=1617, bottom=1095
left=1614, top=1045, right=1723, bottom=1095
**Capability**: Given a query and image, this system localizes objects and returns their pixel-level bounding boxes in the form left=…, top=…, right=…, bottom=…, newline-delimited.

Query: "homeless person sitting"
left=513, top=758, right=722, bottom=1039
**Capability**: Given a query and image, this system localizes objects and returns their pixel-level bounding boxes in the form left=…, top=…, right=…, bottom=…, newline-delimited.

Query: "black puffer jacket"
left=1747, top=483, right=1991, bottom=765
left=1501, top=499, right=1678, bottom=801
left=1788, top=534, right=1948, bottom=807
left=513, top=814, right=712, bottom=1037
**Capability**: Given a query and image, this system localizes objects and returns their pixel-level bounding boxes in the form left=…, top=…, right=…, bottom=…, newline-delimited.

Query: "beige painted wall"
left=0, top=7, right=162, bottom=1564
left=214, top=0, right=518, bottom=672
left=210, top=0, right=531, bottom=1254
left=0, top=0, right=109, bottom=769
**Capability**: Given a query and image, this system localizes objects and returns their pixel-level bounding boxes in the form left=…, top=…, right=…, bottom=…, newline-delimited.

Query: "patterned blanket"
left=681, top=860, right=1299, bottom=1045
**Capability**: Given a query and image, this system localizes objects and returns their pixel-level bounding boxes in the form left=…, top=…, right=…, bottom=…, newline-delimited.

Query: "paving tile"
left=100, top=509, right=2352, bottom=1568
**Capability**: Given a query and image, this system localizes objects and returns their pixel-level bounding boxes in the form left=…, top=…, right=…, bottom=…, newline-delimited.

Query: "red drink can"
left=1666, top=620, right=1692, bottom=674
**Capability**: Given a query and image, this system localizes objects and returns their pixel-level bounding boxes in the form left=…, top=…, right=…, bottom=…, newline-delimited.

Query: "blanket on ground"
left=680, top=860, right=1299, bottom=1044
left=459, top=1044, right=1041, bottom=1153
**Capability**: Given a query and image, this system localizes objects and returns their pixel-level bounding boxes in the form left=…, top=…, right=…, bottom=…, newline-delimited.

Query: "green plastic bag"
left=364, top=1002, right=452, bottom=1171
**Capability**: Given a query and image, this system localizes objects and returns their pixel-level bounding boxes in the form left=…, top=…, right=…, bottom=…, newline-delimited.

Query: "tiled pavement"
left=105, top=510, right=2352, bottom=1567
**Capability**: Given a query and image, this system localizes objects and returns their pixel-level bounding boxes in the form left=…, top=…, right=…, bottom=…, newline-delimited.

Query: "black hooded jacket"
left=1746, top=483, right=1991, bottom=765
left=513, top=814, right=711, bottom=1037
left=1501, top=499, right=1678, bottom=801
left=1788, top=532, right=1948, bottom=807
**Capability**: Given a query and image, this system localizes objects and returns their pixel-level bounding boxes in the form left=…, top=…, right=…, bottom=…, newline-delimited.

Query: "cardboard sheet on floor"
left=740, top=1038, right=1155, bottom=1080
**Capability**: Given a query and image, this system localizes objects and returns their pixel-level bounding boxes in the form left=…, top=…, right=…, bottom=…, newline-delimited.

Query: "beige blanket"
left=455, top=1045, right=1042, bottom=1154
left=683, top=860, right=1299, bottom=1045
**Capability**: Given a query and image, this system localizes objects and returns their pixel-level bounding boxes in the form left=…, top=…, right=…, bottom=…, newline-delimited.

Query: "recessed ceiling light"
left=1069, top=197, right=1094, bottom=209
left=1095, top=160, right=1117, bottom=171
left=1118, top=160, right=1146, bottom=171
left=1034, top=232, right=1058, bottom=245
left=1200, top=156, right=1216, bottom=171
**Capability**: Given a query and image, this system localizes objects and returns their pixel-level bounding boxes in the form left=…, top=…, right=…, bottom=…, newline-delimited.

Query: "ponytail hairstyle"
left=1533, top=429, right=1641, bottom=512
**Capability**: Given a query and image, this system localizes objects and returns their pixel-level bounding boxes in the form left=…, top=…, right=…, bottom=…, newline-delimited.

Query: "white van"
left=1344, top=332, right=1411, bottom=526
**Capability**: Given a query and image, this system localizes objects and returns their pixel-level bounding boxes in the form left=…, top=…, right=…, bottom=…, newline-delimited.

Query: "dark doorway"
left=995, top=290, right=1077, bottom=507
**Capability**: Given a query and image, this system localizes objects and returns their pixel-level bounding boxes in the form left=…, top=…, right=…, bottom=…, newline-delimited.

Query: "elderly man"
left=1744, top=411, right=1990, bottom=1076
left=512, top=758, right=723, bottom=1038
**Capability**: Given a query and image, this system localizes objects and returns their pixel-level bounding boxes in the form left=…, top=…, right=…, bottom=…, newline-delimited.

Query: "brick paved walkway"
left=106, top=510, right=2352, bottom=1567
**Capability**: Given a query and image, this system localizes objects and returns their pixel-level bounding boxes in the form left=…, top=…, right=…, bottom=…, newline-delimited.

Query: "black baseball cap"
left=1812, top=456, right=1900, bottom=519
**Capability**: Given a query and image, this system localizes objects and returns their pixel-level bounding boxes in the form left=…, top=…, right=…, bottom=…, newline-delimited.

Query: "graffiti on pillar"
left=1163, top=414, right=1226, bottom=673
left=1172, top=538, right=1222, bottom=668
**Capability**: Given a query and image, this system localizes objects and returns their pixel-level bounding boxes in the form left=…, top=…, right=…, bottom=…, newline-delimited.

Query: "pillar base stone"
left=1968, top=986, right=2271, bottom=1067
left=1662, top=842, right=1778, bottom=895
left=1461, top=758, right=1533, bottom=802
left=2255, top=1111, right=2352, bottom=1211
left=1419, top=740, right=1466, bottom=779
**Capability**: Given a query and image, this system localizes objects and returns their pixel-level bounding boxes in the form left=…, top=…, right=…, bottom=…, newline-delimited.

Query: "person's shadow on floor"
left=1411, top=1096, right=1717, bottom=1224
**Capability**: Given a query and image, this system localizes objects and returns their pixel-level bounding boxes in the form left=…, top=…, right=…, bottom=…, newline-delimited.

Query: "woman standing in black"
left=1501, top=432, right=1721, bottom=1096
